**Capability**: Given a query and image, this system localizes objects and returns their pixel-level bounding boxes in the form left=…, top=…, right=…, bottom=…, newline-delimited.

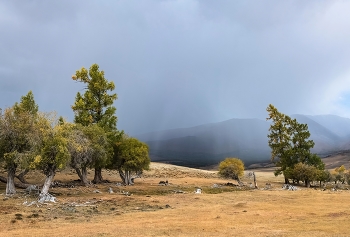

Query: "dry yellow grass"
left=0, top=163, right=349, bottom=237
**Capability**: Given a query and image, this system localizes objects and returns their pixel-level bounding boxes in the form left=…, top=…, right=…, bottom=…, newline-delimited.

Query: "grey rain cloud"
left=1, top=1, right=350, bottom=135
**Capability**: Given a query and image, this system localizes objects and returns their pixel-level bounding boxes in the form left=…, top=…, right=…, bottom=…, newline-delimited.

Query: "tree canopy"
left=0, top=91, right=40, bottom=195
left=30, top=114, right=71, bottom=196
left=110, top=136, right=150, bottom=185
left=71, top=64, right=117, bottom=132
left=266, top=104, right=325, bottom=184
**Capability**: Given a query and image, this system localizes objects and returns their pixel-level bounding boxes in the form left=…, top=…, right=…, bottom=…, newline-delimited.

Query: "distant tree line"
left=0, top=64, right=150, bottom=198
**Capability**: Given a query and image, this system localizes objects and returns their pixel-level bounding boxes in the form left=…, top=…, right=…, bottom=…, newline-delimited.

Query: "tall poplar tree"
left=71, top=64, right=117, bottom=183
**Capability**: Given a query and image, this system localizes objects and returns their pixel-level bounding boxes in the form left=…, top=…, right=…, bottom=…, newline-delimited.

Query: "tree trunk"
left=75, top=168, right=83, bottom=181
left=40, top=169, right=55, bottom=196
left=81, top=167, right=89, bottom=185
left=0, top=175, right=31, bottom=189
left=15, top=169, right=29, bottom=183
left=6, top=166, right=17, bottom=195
left=125, top=170, right=129, bottom=185
left=284, top=177, right=289, bottom=184
left=75, top=167, right=89, bottom=185
left=305, top=180, right=310, bottom=188
left=118, top=169, right=134, bottom=185
left=127, top=171, right=135, bottom=185
left=118, top=169, right=126, bottom=184
left=93, top=167, right=103, bottom=184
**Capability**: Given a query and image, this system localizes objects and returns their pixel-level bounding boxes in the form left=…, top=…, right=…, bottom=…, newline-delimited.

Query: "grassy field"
left=0, top=163, right=349, bottom=237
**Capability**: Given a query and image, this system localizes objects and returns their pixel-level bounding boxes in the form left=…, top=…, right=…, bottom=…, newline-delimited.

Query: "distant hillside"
left=137, top=115, right=350, bottom=168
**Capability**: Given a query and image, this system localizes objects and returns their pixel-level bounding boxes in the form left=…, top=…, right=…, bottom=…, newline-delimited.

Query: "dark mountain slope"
left=139, top=119, right=271, bottom=167
left=137, top=115, right=350, bottom=168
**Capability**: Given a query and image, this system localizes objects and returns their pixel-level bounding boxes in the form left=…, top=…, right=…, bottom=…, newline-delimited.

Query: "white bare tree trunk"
left=127, top=171, right=135, bottom=185
left=6, top=166, right=16, bottom=195
left=40, top=170, right=55, bottom=195
left=125, top=170, right=130, bottom=185
left=118, top=170, right=135, bottom=185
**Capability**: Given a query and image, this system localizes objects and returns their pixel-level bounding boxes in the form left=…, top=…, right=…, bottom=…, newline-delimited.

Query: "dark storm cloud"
left=1, top=1, right=350, bottom=135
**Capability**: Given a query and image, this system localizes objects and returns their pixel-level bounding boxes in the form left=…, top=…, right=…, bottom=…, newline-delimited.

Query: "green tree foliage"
left=218, top=158, right=244, bottom=182
left=67, top=123, right=94, bottom=185
left=31, top=114, right=71, bottom=196
left=12, top=91, right=39, bottom=183
left=317, top=169, right=331, bottom=186
left=266, top=105, right=292, bottom=181
left=266, top=104, right=325, bottom=184
left=0, top=91, right=40, bottom=195
left=289, top=162, right=318, bottom=187
left=71, top=63, right=118, bottom=183
left=68, top=123, right=111, bottom=185
left=13, top=90, right=39, bottom=116
left=71, top=64, right=117, bottom=131
left=110, top=136, right=150, bottom=185
left=331, top=165, right=347, bottom=184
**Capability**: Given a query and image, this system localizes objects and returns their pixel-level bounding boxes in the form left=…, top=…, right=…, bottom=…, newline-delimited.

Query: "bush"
left=218, top=158, right=244, bottom=181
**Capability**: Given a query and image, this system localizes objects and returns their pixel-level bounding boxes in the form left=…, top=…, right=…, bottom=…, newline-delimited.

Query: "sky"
left=1, top=0, right=350, bottom=135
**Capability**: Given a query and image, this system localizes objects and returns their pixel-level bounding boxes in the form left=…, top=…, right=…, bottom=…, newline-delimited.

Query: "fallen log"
left=0, top=175, right=31, bottom=189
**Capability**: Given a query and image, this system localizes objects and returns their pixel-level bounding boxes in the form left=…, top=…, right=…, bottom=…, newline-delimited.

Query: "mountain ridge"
left=136, top=115, right=350, bottom=168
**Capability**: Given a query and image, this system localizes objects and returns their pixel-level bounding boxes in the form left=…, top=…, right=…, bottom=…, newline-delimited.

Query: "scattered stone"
left=38, top=193, right=57, bottom=203
left=159, top=180, right=168, bottom=186
left=23, top=201, right=37, bottom=207
left=195, top=188, right=202, bottom=194
left=108, top=187, right=114, bottom=194
left=121, top=191, right=131, bottom=196
left=212, top=184, right=220, bottom=188
left=282, top=184, right=298, bottom=191
left=165, top=204, right=171, bottom=208
left=93, top=190, right=101, bottom=193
